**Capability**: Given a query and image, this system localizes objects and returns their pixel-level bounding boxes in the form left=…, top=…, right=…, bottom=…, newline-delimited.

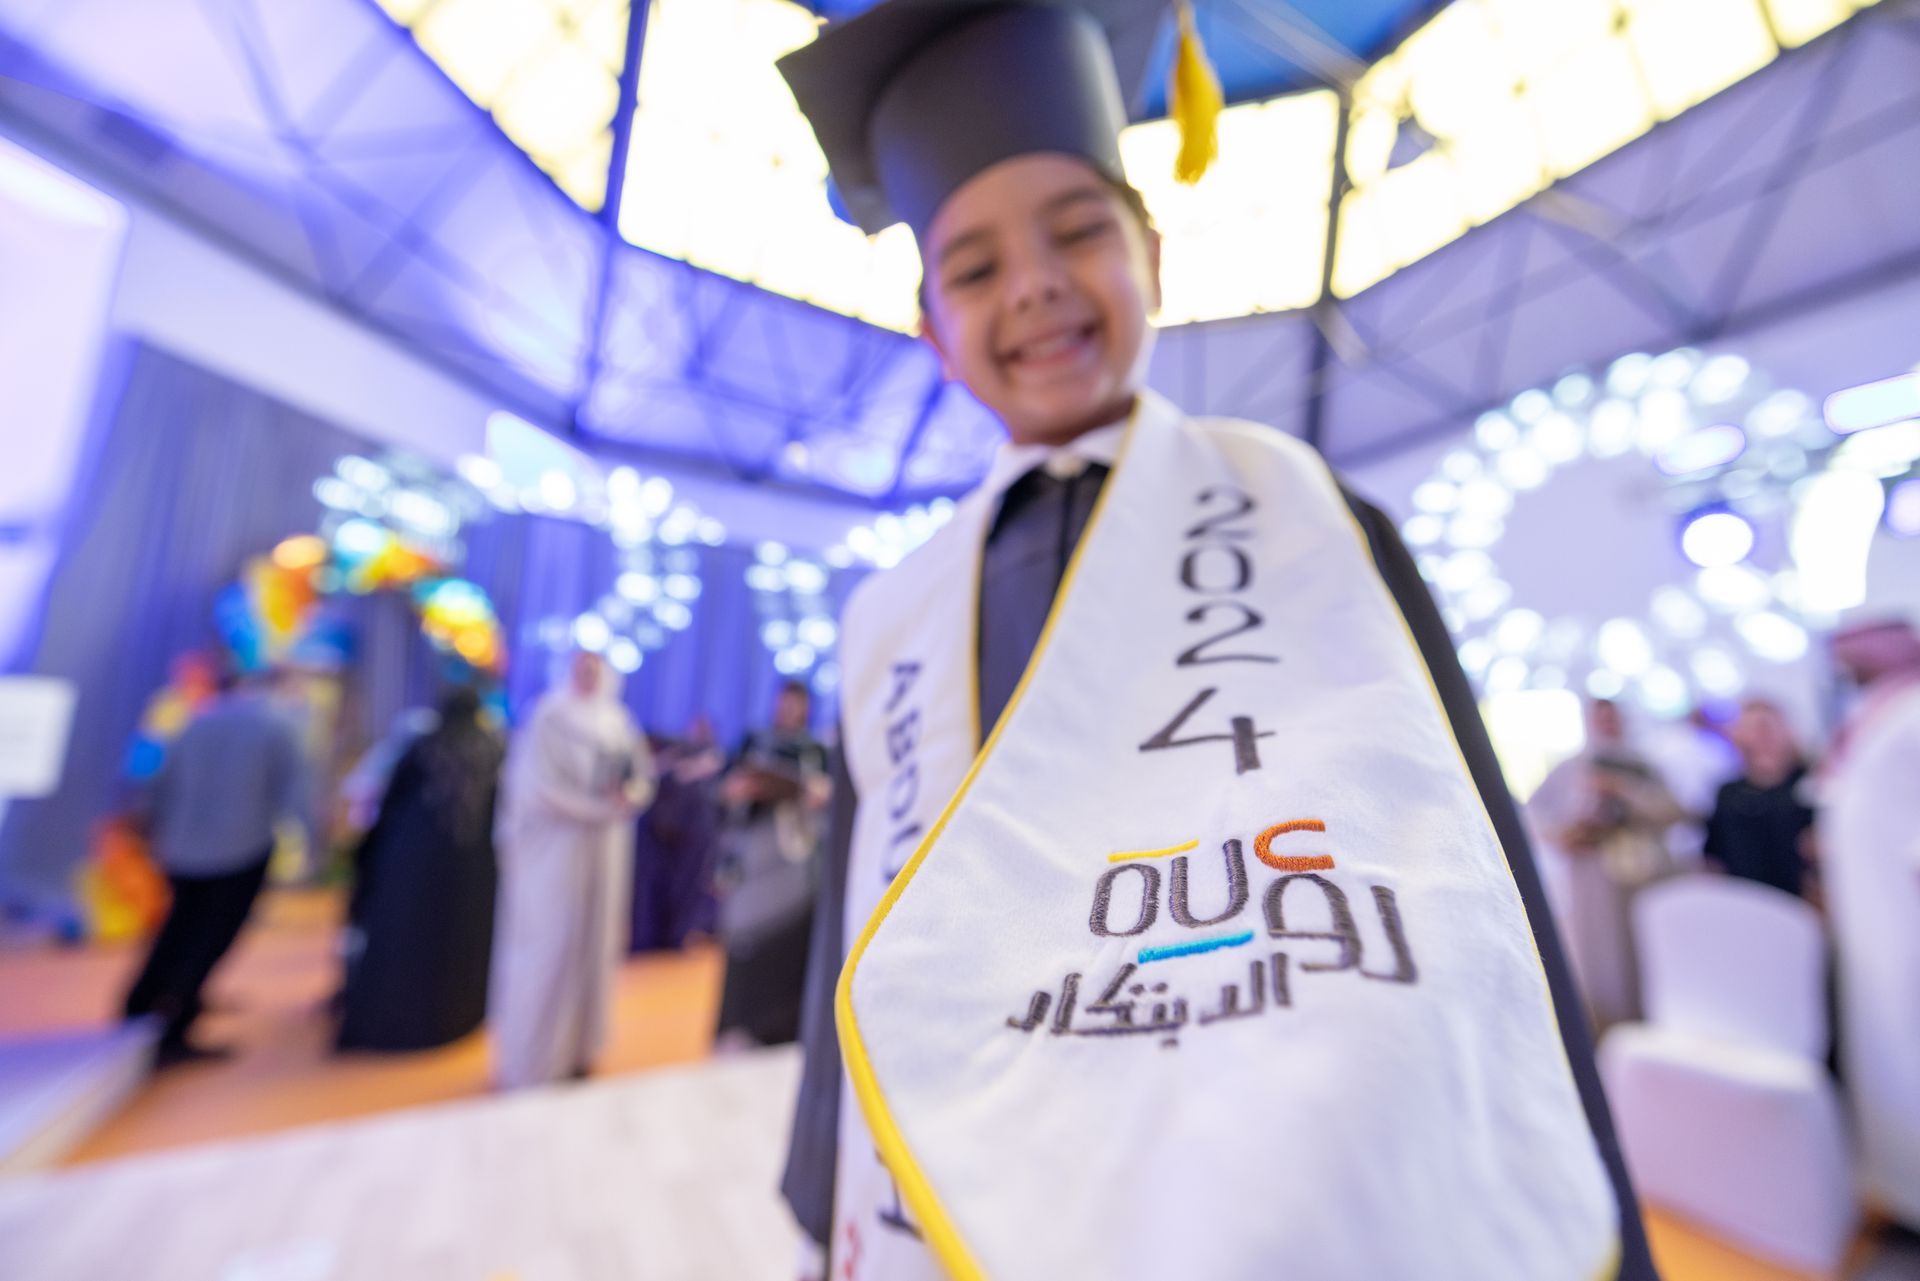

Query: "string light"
left=524, top=447, right=728, bottom=672
left=1679, top=509, right=1757, bottom=569
left=1407, top=342, right=1849, bottom=716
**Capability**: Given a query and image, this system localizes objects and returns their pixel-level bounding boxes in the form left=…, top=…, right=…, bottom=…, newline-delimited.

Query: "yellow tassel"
left=1170, top=0, right=1223, bottom=185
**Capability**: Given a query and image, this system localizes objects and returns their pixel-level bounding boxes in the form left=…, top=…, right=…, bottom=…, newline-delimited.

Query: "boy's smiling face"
left=920, top=153, right=1161, bottom=447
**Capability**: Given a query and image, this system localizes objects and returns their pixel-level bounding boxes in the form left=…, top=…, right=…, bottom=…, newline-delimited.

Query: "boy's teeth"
left=1021, top=332, right=1080, bottom=359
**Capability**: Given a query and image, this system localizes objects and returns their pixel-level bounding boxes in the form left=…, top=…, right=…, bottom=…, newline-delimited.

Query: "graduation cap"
left=778, top=0, right=1222, bottom=240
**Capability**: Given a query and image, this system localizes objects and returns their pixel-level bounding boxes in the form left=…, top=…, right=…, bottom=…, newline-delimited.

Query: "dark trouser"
left=715, top=906, right=813, bottom=1047
left=123, top=852, right=271, bottom=1048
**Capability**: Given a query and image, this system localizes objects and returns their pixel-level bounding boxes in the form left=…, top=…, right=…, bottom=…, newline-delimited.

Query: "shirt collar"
left=975, top=392, right=1165, bottom=510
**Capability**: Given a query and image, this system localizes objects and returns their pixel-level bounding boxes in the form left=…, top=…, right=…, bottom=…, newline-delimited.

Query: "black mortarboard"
left=778, top=0, right=1188, bottom=241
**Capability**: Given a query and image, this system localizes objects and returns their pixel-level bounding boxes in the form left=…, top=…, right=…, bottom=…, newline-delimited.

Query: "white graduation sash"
left=831, top=391, right=1618, bottom=1281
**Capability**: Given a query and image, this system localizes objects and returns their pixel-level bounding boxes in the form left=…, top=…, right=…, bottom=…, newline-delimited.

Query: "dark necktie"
left=975, top=461, right=1111, bottom=739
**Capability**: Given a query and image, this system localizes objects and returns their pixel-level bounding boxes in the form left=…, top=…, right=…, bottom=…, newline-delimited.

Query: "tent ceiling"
left=0, top=0, right=1004, bottom=501
left=0, top=0, right=1912, bottom=504
left=372, top=0, right=1875, bottom=333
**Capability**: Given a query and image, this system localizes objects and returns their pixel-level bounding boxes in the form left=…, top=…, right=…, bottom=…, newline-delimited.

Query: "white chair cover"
left=1601, top=875, right=1855, bottom=1275
left=1636, top=875, right=1828, bottom=1060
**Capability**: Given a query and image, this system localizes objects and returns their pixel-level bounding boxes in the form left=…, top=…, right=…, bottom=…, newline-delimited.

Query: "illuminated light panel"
left=1531, top=31, right=1655, bottom=179
left=1333, top=0, right=1881, bottom=299
left=1118, top=92, right=1338, bottom=324
left=1766, top=0, right=1876, bottom=46
left=618, top=0, right=925, bottom=328
left=1624, top=0, right=1776, bottom=119
left=619, top=0, right=1335, bottom=330
left=379, top=0, right=630, bottom=210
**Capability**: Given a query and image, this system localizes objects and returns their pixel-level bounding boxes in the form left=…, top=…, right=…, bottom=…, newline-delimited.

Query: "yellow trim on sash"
left=1107, top=839, right=1199, bottom=862
left=835, top=401, right=1145, bottom=1281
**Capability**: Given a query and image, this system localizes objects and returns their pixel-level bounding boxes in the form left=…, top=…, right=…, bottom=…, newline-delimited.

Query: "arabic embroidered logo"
left=1006, top=818, right=1418, bottom=1048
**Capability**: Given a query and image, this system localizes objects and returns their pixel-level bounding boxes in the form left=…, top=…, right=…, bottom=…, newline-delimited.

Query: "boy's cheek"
left=919, top=306, right=975, bottom=386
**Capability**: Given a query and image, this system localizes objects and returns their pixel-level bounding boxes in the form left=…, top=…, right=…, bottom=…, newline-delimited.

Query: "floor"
left=0, top=888, right=1875, bottom=1280
left=0, top=1048, right=806, bottom=1281
left=0, top=890, right=723, bottom=1164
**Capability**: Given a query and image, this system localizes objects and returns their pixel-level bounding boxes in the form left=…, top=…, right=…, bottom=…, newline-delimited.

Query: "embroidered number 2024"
left=1141, top=486, right=1276, bottom=776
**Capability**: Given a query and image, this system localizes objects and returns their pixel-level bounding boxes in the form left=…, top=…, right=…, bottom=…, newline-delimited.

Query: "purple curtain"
left=0, top=343, right=380, bottom=902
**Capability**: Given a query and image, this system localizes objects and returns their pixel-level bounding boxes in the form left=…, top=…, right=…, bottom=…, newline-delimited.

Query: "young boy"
left=776, top=3, right=1654, bottom=1278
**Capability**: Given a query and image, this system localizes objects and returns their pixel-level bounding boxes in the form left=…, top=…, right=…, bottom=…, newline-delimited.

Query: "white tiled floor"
left=0, top=1047, right=804, bottom=1281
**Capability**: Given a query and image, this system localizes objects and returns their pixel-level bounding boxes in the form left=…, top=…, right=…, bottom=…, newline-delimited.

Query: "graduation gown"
left=780, top=458, right=1656, bottom=1279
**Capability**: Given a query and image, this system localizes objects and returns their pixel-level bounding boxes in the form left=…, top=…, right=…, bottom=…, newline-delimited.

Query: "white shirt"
left=977, top=418, right=1128, bottom=509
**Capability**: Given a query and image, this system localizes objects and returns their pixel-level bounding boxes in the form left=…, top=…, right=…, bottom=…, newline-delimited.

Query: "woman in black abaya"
left=338, top=686, right=503, bottom=1052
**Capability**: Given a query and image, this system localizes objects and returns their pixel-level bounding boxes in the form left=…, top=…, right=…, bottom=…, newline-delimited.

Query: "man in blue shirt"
left=123, top=668, right=307, bottom=1065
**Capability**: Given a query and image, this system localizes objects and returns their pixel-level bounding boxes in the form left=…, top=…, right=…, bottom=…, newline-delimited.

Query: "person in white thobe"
left=490, top=652, right=654, bottom=1087
left=1823, top=617, right=1920, bottom=1231
left=1529, top=698, right=1686, bottom=1032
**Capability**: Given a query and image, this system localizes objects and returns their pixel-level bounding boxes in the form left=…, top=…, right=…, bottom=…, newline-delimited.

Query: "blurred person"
left=337, top=686, right=503, bottom=1052
left=713, top=681, right=830, bottom=1048
left=76, top=653, right=221, bottom=945
left=630, top=716, right=725, bottom=953
left=1642, top=707, right=1741, bottom=817
left=1702, top=698, right=1816, bottom=899
left=121, top=651, right=221, bottom=784
left=488, top=651, right=652, bottom=1086
left=1530, top=698, right=1687, bottom=1030
left=257, top=665, right=325, bottom=877
left=123, top=666, right=307, bottom=1065
left=1823, top=616, right=1920, bottom=1231
left=337, top=704, right=440, bottom=836
left=1639, top=705, right=1740, bottom=863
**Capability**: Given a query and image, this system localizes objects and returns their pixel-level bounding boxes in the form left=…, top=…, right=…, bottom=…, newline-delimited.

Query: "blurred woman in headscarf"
left=338, top=685, right=503, bottom=1052
left=489, top=651, right=654, bottom=1086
